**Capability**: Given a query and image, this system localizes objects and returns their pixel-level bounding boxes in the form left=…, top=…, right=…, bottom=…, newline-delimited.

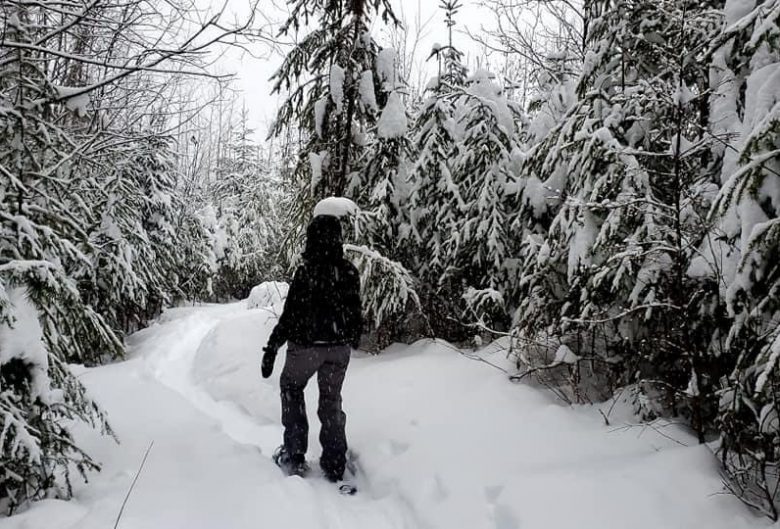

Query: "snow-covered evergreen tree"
left=356, top=89, right=414, bottom=257
left=269, top=0, right=399, bottom=234
left=407, top=1, right=467, bottom=279
left=0, top=4, right=117, bottom=512
left=407, top=89, right=462, bottom=286
left=702, top=0, right=780, bottom=517
left=210, top=112, right=286, bottom=299
left=444, top=70, right=517, bottom=329
left=271, top=1, right=425, bottom=340
left=512, top=0, right=727, bottom=432
left=0, top=0, right=261, bottom=512
left=81, top=135, right=181, bottom=333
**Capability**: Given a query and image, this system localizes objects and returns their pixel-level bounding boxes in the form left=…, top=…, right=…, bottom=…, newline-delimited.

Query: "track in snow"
left=132, top=303, right=420, bottom=529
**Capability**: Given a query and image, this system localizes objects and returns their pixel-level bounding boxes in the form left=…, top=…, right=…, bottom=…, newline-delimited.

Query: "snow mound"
left=553, top=343, right=580, bottom=364
left=313, top=197, right=359, bottom=217
left=246, top=281, right=289, bottom=311
left=192, top=311, right=280, bottom=428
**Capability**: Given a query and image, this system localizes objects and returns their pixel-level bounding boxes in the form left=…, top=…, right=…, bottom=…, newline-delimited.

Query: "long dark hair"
left=302, top=215, right=343, bottom=264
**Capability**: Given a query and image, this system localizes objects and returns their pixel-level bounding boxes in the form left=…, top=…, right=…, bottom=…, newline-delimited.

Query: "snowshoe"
left=321, top=469, right=358, bottom=495
left=273, top=446, right=310, bottom=477
left=321, top=449, right=359, bottom=495
left=337, top=481, right=358, bottom=495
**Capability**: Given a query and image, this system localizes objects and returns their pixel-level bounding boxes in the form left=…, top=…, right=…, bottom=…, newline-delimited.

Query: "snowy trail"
left=0, top=301, right=768, bottom=529
left=132, top=303, right=418, bottom=529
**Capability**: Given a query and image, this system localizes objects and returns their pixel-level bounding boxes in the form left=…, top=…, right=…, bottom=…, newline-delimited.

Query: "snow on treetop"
left=377, top=91, right=407, bottom=139
left=314, top=97, right=328, bottom=137
left=466, top=69, right=515, bottom=136
left=468, top=68, right=496, bottom=83
left=377, top=48, right=397, bottom=91
left=425, top=76, right=441, bottom=92
left=330, top=64, right=345, bottom=113
left=313, top=197, right=359, bottom=217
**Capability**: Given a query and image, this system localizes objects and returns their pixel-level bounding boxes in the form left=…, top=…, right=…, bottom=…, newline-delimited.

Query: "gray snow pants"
left=280, top=342, right=350, bottom=477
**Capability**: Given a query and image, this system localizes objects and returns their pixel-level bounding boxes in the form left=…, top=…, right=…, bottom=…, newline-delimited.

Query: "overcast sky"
left=214, top=0, right=491, bottom=137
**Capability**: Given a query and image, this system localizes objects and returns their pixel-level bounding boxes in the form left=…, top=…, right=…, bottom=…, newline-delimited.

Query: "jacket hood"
left=303, top=214, right=343, bottom=262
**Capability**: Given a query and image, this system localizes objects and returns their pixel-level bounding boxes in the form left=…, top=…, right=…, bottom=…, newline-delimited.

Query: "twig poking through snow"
left=114, top=441, right=154, bottom=529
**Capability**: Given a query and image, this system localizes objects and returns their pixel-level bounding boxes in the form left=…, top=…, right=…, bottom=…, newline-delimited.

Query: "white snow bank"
left=313, top=196, right=359, bottom=217
left=246, top=281, right=288, bottom=312
left=191, top=310, right=282, bottom=434
left=345, top=341, right=757, bottom=529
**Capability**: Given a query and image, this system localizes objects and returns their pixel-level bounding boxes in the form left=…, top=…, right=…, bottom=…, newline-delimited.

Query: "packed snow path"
left=1, top=302, right=764, bottom=529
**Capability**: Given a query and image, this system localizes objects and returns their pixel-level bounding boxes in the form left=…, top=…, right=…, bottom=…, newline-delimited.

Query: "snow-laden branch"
left=344, top=243, right=422, bottom=329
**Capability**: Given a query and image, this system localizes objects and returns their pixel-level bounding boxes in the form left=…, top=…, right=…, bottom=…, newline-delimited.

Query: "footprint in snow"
left=379, top=439, right=410, bottom=458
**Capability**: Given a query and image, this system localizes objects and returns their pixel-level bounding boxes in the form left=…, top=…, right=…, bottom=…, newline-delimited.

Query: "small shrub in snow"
left=246, top=282, right=289, bottom=312
left=0, top=288, right=109, bottom=515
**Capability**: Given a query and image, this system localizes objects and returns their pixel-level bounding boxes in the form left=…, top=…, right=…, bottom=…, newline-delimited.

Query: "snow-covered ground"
left=0, top=299, right=768, bottom=529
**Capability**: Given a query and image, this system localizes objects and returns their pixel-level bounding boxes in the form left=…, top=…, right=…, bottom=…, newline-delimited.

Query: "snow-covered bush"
left=246, top=282, right=289, bottom=312
left=0, top=285, right=109, bottom=515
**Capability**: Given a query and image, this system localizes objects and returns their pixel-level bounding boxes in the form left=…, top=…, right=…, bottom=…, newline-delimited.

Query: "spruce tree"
left=0, top=4, right=117, bottom=512
left=513, top=0, right=727, bottom=429
left=704, top=0, right=780, bottom=517
left=405, top=1, right=475, bottom=337
left=271, top=0, right=424, bottom=343
left=211, top=111, right=288, bottom=298
left=269, top=0, right=399, bottom=235
left=446, top=70, right=517, bottom=329
left=81, top=134, right=181, bottom=333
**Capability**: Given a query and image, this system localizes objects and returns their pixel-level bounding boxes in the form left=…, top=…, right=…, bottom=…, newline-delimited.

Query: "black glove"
left=261, top=346, right=277, bottom=378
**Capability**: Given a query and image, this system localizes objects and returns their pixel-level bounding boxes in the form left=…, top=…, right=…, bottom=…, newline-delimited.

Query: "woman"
left=261, top=214, right=362, bottom=482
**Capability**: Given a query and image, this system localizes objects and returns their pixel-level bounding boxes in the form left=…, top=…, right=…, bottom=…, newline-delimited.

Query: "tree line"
left=270, top=0, right=780, bottom=517
left=0, top=0, right=288, bottom=513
